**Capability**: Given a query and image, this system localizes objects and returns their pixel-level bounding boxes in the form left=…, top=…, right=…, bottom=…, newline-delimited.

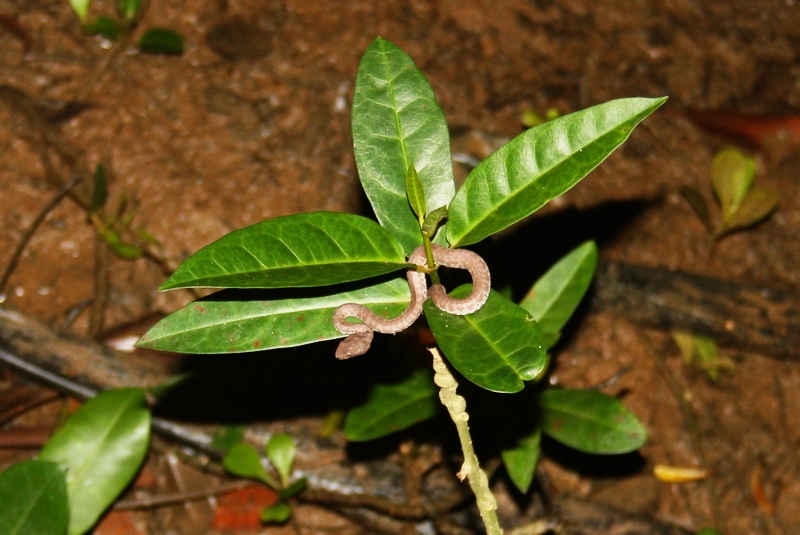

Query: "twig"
left=0, top=175, right=81, bottom=295
left=429, top=346, right=504, bottom=534
left=114, top=479, right=251, bottom=510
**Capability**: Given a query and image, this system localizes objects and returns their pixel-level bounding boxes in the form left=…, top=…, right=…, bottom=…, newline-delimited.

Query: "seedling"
left=68, top=0, right=183, bottom=55
left=681, top=148, right=779, bottom=241
left=222, top=433, right=306, bottom=524
left=137, top=38, right=664, bottom=531
left=672, top=330, right=735, bottom=381
left=88, top=164, right=159, bottom=260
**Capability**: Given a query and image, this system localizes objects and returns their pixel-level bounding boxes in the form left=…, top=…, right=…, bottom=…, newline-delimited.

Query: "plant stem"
left=421, top=236, right=442, bottom=285
left=429, top=347, right=503, bottom=534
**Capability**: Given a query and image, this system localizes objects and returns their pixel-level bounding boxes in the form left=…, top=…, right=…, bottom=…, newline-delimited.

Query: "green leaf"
left=118, top=0, right=141, bottom=20
left=711, top=148, right=756, bottom=220
left=345, top=367, right=438, bottom=441
left=538, top=388, right=647, bottom=454
left=90, top=165, right=108, bottom=212
left=680, top=186, right=714, bottom=233
left=406, top=164, right=426, bottom=221
left=84, top=16, right=124, bottom=40
left=159, top=212, right=410, bottom=290
left=261, top=501, right=292, bottom=523
left=519, top=241, right=597, bottom=349
left=0, top=460, right=69, bottom=535
left=138, top=28, right=184, bottom=55
left=422, top=206, right=448, bottom=238
left=279, top=477, right=307, bottom=499
left=447, top=97, right=667, bottom=247
left=211, top=425, right=247, bottom=452
left=137, top=277, right=411, bottom=354
left=352, top=37, right=455, bottom=253
left=501, top=428, right=541, bottom=494
left=425, top=287, right=547, bottom=393
left=721, top=186, right=778, bottom=234
left=223, top=443, right=279, bottom=489
left=69, top=0, right=91, bottom=22
left=39, top=388, right=151, bottom=535
left=266, top=433, right=295, bottom=488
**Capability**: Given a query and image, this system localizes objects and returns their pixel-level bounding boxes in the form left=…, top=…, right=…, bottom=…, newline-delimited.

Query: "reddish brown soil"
left=1, top=1, right=799, bottom=534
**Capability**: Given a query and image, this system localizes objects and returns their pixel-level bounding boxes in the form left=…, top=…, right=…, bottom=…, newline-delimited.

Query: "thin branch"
left=0, top=175, right=81, bottom=295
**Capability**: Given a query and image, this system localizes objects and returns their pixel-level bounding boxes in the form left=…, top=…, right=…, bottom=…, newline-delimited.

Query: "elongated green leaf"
left=447, top=97, right=667, bottom=247
left=138, top=277, right=411, bottom=354
left=538, top=388, right=647, bottom=454
left=425, top=287, right=547, bottom=393
left=160, top=212, right=409, bottom=290
left=0, top=460, right=68, bottom=535
left=406, top=164, right=426, bottom=220
left=352, top=37, right=455, bottom=253
left=345, top=367, right=438, bottom=441
left=501, top=428, right=542, bottom=494
left=266, top=433, right=295, bottom=488
left=39, top=388, right=151, bottom=535
left=519, top=241, right=597, bottom=349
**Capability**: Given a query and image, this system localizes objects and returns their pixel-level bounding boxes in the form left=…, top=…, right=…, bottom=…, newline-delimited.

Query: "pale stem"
left=429, top=346, right=503, bottom=534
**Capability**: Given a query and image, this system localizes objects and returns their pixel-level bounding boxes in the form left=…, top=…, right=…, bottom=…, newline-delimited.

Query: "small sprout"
left=682, top=148, right=779, bottom=241
left=222, top=434, right=305, bottom=525
left=672, top=330, right=735, bottom=381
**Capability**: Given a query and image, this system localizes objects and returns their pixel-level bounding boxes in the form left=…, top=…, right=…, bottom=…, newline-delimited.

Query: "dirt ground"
left=1, top=0, right=799, bottom=534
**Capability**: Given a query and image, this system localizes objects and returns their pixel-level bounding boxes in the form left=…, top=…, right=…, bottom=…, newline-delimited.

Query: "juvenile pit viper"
left=332, top=244, right=490, bottom=359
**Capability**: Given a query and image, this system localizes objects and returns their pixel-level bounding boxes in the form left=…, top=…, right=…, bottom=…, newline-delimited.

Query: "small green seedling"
left=138, top=38, right=663, bottom=532
left=88, top=164, right=159, bottom=260
left=69, top=0, right=183, bottom=55
left=222, top=433, right=306, bottom=524
left=682, top=148, right=779, bottom=241
left=672, top=330, right=735, bottom=381
left=0, top=388, right=151, bottom=535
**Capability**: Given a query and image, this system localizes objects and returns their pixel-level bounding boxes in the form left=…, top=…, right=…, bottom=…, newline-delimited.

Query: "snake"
left=332, top=244, right=491, bottom=359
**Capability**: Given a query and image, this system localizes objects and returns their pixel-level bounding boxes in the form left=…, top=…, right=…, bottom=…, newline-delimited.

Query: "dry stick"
left=429, top=346, right=503, bottom=535
left=0, top=175, right=82, bottom=295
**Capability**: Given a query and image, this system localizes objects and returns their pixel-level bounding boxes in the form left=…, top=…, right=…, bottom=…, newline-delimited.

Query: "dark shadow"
left=486, top=198, right=654, bottom=301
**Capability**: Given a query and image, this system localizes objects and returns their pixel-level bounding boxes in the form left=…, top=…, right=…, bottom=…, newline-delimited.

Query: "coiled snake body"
left=332, top=244, right=490, bottom=359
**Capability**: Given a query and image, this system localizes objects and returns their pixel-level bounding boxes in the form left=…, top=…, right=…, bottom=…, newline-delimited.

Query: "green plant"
left=221, top=433, right=307, bottom=523
left=137, top=38, right=664, bottom=531
left=0, top=388, right=151, bottom=535
left=68, top=0, right=183, bottom=55
left=672, top=330, right=735, bottom=381
left=681, top=148, right=778, bottom=241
